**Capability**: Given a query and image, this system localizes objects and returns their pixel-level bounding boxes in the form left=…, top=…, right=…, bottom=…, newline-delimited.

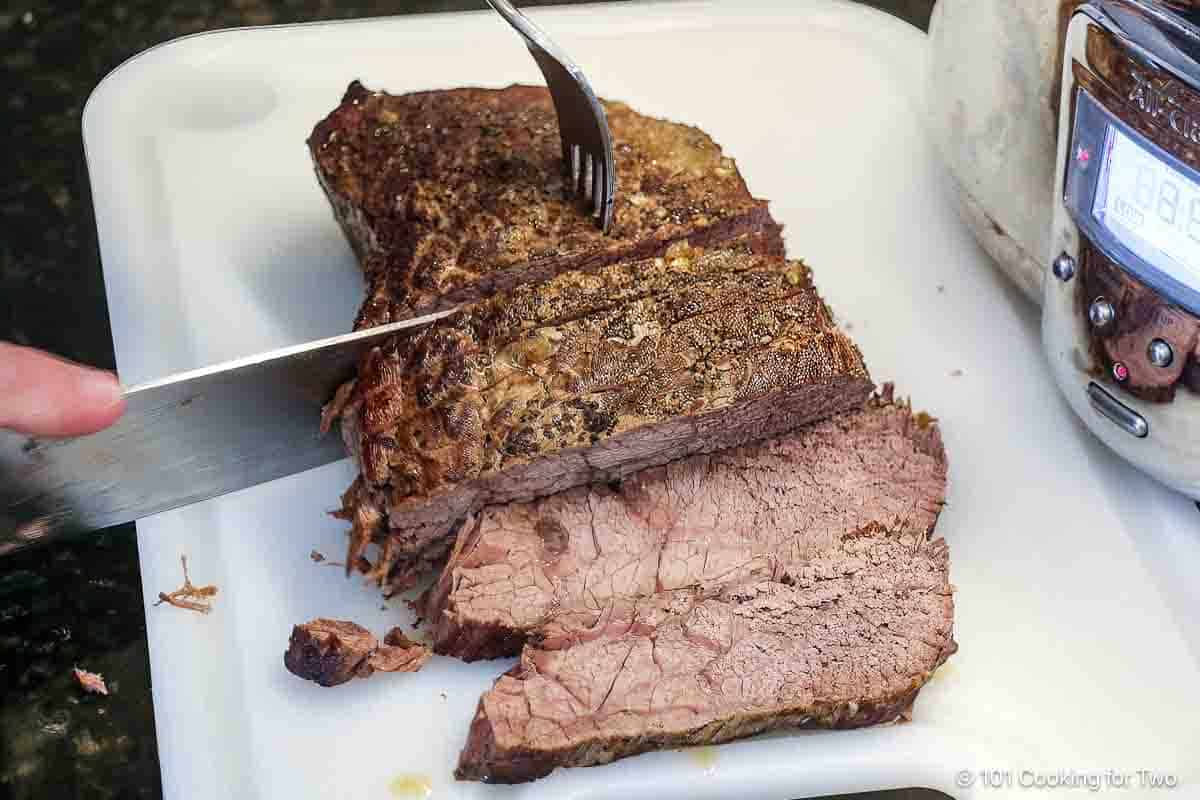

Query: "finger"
left=0, top=342, right=126, bottom=437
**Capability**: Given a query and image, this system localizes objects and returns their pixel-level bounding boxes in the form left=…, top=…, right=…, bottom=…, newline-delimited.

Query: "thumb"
left=0, top=342, right=126, bottom=437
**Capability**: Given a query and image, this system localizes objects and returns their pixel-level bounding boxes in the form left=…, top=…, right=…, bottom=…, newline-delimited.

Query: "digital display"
left=1093, top=126, right=1200, bottom=285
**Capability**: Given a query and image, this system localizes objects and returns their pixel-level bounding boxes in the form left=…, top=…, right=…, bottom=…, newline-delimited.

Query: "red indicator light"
left=1113, top=362, right=1130, bottom=382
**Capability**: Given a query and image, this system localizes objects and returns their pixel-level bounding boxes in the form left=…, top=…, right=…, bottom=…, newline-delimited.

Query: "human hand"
left=0, top=342, right=126, bottom=437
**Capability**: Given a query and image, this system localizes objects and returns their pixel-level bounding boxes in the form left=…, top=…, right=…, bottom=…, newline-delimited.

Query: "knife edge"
left=123, top=307, right=458, bottom=396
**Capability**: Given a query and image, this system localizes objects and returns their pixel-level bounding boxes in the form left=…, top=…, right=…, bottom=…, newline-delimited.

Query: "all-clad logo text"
left=1127, top=68, right=1200, bottom=145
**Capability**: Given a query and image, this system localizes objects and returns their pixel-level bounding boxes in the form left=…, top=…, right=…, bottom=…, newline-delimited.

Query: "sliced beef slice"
left=309, top=82, right=780, bottom=323
left=332, top=242, right=871, bottom=593
left=456, top=528, right=956, bottom=783
left=284, top=619, right=429, bottom=687
left=426, top=390, right=947, bottom=660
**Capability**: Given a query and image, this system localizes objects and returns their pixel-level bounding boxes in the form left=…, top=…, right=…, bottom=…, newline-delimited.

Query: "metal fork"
left=485, top=0, right=616, bottom=232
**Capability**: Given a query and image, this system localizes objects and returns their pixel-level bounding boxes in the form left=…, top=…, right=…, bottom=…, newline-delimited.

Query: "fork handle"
left=484, top=0, right=562, bottom=64
left=484, top=0, right=523, bottom=24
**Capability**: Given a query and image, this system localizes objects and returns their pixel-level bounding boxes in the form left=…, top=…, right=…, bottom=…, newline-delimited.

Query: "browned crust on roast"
left=283, top=619, right=430, bottom=687
left=333, top=242, right=870, bottom=593
left=309, top=82, right=780, bottom=322
left=425, top=388, right=948, bottom=661
left=454, top=530, right=956, bottom=783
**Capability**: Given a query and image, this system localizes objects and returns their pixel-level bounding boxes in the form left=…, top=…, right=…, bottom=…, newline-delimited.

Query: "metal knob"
left=1052, top=252, right=1076, bottom=282
left=1089, top=298, right=1115, bottom=328
left=1148, top=338, right=1174, bottom=368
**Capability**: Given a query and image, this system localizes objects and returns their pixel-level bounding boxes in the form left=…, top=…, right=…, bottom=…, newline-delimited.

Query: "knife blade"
left=0, top=308, right=457, bottom=556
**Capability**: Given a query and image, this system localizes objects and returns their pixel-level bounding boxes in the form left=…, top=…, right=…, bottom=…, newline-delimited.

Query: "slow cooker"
left=932, top=0, right=1200, bottom=499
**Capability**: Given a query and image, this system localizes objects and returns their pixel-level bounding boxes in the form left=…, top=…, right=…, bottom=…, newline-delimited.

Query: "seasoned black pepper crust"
left=333, top=240, right=870, bottom=593
left=309, top=81, right=781, bottom=324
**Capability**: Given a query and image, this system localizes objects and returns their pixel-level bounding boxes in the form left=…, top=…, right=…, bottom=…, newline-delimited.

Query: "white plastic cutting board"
left=82, top=2, right=1200, bottom=798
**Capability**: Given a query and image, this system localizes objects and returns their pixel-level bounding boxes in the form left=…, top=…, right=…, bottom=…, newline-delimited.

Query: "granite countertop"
left=0, top=2, right=936, bottom=798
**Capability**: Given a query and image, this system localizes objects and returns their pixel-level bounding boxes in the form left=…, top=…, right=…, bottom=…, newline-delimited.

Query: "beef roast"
left=457, top=527, right=956, bottom=783
left=312, top=84, right=862, bottom=593
left=330, top=241, right=872, bottom=593
left=309, top=82, right=780, bottom=324
left=284, top=619, right=430, bottom=687
left=305, top=82, right=958, bottom=782
left=425, top=391, right=947, bottom=660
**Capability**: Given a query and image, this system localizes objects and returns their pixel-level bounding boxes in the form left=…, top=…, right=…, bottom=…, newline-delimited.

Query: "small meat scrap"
left=284, top=619, right=430, bottom=687
left=368, top=628, right=430, bottom=673
left=73, top=667, right=108, bottom=696
left=154, top=555, right=217, bottom=614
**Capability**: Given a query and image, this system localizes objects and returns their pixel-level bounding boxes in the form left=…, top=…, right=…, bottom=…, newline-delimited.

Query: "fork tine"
left=597, top=160, right=613, bottom=230
left=486, top=0, right=616, bottom=232
left=592, top=161, right=603, bottom=218
left=570, top=144, right=581, bottom=198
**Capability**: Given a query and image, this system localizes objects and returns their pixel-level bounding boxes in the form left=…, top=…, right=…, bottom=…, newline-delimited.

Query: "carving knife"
left=0, top=309, right=456, bottom=556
